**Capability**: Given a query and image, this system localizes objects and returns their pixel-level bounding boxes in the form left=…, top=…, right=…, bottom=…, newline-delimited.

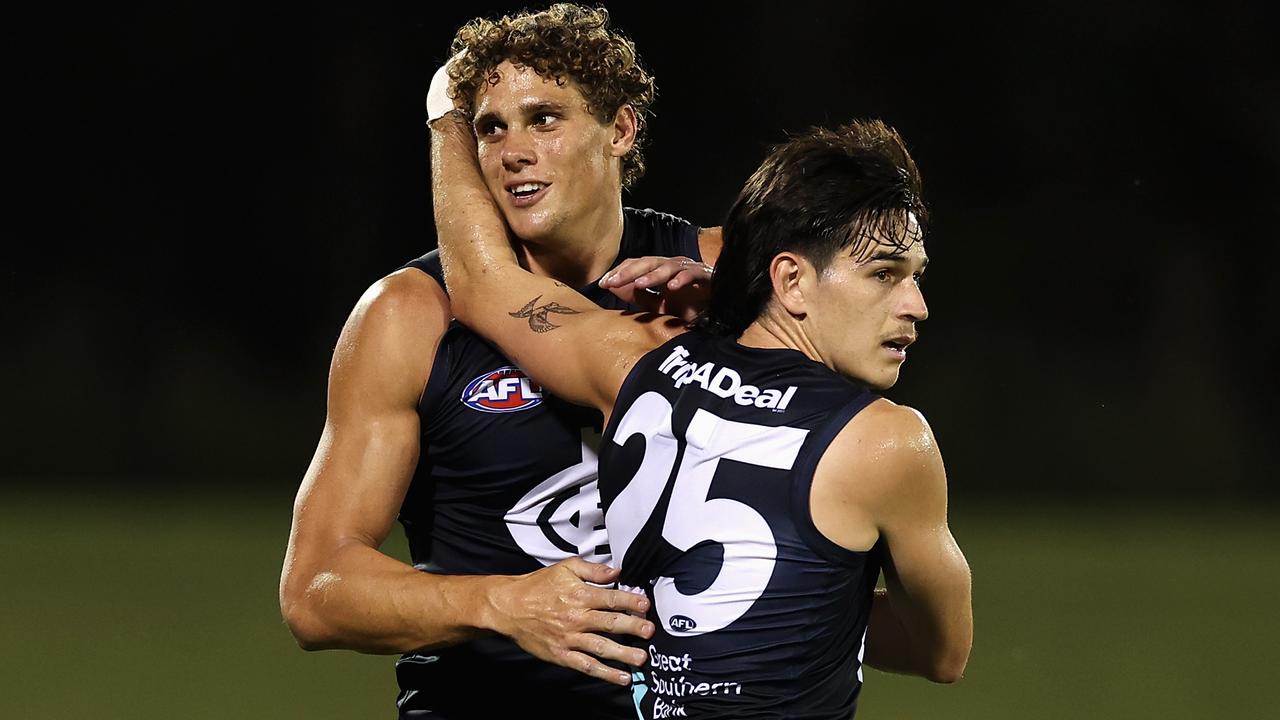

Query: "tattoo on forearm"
left=510, top=295, right=581, bottom=333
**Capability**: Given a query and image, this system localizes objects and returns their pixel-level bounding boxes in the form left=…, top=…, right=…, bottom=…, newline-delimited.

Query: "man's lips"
left=505, top=181, right=550, bottom=208
left=881, top=334, right=916, bottom=360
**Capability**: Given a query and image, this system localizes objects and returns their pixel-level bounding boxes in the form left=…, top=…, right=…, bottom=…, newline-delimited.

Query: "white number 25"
left=605, top=391, right=808, bottom=636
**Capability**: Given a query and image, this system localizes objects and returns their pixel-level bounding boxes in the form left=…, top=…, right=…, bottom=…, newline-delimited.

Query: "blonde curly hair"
left=447, top=4, right=656, bottom=188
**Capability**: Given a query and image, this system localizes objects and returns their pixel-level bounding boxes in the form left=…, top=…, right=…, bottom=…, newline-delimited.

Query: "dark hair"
left=447, top=4, right=656, bottom=189
left=697, top=120, right=929, bottom=338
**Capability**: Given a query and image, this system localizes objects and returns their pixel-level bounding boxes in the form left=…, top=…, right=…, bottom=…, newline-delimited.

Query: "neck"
left=517, top=201, right=625, bottom=288
left=737, top=311, right=823, bottom=365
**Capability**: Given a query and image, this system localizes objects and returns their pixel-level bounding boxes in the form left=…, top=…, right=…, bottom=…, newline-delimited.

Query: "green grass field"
left=2, top=487, right=1275, bottom=718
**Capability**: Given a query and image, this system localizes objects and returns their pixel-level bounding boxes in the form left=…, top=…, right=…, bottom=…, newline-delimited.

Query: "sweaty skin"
left=282, top=46, right=724, bottom=690
left=431, top=111, right=972, bottom=688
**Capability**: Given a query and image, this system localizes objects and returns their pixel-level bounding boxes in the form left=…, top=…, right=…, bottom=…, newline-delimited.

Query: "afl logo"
left=669, top=615, right=697, bottom=632
left=461, top=367, right=544, bottom=414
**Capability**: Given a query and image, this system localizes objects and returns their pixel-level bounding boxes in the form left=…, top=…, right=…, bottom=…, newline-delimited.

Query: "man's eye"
left=875, top=269, right=893, bottom=282
left=534, top=113, right=557, bottom=125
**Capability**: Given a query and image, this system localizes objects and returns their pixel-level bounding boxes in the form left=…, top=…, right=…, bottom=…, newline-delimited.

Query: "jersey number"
left=606, top=391, right=808, bottom=636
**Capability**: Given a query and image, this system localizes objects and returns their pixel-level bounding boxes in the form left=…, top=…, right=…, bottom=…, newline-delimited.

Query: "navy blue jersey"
left=394, top=208, right=703, bottom=719
left=599, top=331, right=883, bottom=719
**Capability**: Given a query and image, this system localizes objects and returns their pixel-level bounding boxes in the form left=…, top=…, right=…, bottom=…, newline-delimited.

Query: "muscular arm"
left=811, top=399, right=973, bottom=683
left=280, top=270, right=489, bottom=653
left=430, top=112, right=680, bottom=415
left=279, top=271, right=650, bottom=683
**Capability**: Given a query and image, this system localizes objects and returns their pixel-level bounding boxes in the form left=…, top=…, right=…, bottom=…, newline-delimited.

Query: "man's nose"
left=901, top=281, right=928, bottom=322
left=501, top=128, right=537, bottom=172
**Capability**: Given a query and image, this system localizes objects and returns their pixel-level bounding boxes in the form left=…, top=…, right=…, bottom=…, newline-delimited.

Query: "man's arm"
left=278, top=270, right=651, bottom=685
left=280, top=270, right=484, bottom=653
left=431, top=111, right=680, bottom=413
left=811, top=399, right=973, bottom=683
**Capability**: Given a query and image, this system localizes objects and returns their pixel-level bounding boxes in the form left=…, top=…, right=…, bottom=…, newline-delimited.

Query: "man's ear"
left=770, top=251, right=812, bottom=319
left=609, top=104, right=638, bottom=157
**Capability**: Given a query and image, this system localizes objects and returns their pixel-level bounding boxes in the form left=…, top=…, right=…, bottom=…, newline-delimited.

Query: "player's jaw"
left=493, top=151, right=615, bottom=244
left=483, top=131, right=614, bottom=243
left=830, top=300, right=922, bottom=390
left=860, top=326, right=915, bottom=388
left=493, top=174, right=567, bottom=242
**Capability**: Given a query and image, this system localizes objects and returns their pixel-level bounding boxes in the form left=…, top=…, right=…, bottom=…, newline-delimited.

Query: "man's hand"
left=486, top=558, right=654, bottom=686
left=599, top=255, right=714, bottom=322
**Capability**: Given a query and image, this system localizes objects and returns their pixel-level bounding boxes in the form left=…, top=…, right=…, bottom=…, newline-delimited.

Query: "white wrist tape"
left=426, top=52, right=466, bottom=123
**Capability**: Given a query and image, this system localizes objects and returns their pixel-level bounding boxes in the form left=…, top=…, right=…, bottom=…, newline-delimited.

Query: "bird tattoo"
left=510, top=295, right=581, bottom=333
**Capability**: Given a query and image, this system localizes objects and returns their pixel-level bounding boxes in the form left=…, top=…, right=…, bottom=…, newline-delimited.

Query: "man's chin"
left=506, top=215, right=559, bottom=244
left=865, top=367, right=900, bottom=390
left=873, top=374, right=900, bottom=390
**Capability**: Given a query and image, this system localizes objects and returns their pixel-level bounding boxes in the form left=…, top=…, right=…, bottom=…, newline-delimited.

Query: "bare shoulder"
left=352, top=268, right=451, bottom=331
left=846, top=398, right=937, bottom=457
left=697, top=226, right=723, bottom=267
left=819, top=399, right=944, bottom=515
left=346, top=269, right=450, bottom=344
left=849, top=397, right=942, bottom=486
left=330, top=268, right=452, bottom=406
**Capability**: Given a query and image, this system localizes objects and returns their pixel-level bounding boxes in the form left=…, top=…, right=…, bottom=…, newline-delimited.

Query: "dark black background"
left=5, top=2, right=1278, bottom=497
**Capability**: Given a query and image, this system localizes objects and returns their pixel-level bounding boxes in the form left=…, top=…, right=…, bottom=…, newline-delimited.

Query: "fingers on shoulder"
left=603, top=256, right=664, bottom=285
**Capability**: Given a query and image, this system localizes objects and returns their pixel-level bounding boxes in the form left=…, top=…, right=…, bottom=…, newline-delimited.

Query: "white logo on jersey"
left=504, top=428, right=611, bottom=567
left=657, top=345, right=797, bottom=411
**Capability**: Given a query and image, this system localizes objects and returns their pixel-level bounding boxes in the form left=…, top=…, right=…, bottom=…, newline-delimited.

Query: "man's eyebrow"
left=865, top=251, right=908, bottom=263
left=863, top=251, right=929, bottom=269
left=523, top=100, right=569, bottom=115
left=473, top=100, right=569, bottom=129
